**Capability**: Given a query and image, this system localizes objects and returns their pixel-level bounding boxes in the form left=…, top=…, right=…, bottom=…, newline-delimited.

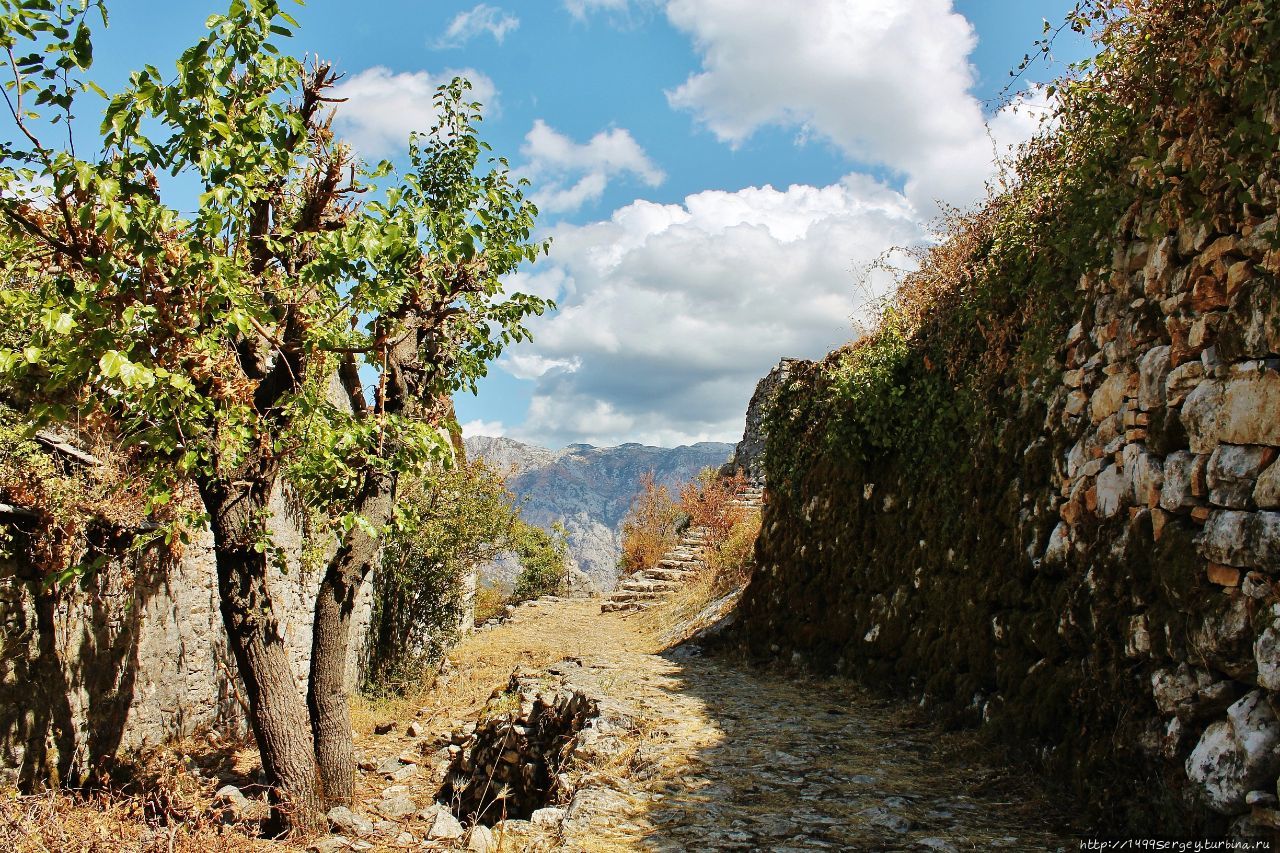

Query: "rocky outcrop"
left=726, top=358, right=801, bottom=483
left=464, top=437, right=734, bottom=591
left=740, top=164, right=1280, bottom=832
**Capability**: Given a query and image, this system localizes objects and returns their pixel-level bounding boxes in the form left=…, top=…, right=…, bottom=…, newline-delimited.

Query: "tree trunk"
left=201, top=477, right=323, bottom=834
left=308, top=476, right=392, bottom=808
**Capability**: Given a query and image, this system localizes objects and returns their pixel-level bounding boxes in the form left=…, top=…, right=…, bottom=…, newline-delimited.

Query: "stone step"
left=619, top=578, right=680, bottom=593
left=606, top=590, right=663, bottom=603
left=644, top=568, right=695, bottom=582
left=601, top=599, right=655, bottom=613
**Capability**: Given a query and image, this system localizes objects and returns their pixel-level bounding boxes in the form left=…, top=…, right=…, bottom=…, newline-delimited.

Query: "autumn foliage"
left=618, top=472, right=682, bottom=575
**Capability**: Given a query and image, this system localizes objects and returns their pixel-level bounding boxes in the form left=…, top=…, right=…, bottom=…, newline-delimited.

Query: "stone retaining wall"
left=0, top=485, right=373, bottom=787
left=740, top=207, right=1280, bottom=834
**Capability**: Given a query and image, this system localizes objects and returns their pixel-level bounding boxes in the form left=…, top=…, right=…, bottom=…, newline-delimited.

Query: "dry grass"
left=0, top=736, right=279, bottom=853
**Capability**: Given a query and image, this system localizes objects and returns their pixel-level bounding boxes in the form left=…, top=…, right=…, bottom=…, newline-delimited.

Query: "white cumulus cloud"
left=504, top=175, right=924, bottom=448
left=665, top=0, right=1042, bottom=214
left=330, top=67, right=498, bottom=159
left=520, top=120, right=665, bottom=214
left=460, top=419, right=508, bottom=439
left=436, top=4, right=520, bottom=48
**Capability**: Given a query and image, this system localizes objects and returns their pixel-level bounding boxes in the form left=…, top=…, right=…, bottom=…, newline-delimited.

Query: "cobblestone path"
left=408, top=599, right=1076, bottom=852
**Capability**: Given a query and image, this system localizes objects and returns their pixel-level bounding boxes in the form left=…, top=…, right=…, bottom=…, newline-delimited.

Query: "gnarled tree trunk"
left=200, top=474, right=323, bottom=834
left=308, top=474, right=392, bottom=807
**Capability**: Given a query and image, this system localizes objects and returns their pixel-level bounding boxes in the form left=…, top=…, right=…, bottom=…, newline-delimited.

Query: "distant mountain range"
left=464, top=436, right=735, bottom=591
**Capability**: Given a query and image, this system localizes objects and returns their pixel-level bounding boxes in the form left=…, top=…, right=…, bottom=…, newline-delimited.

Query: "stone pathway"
left=602, top=486, right=765, bottom=614
left=357, top=599, right=1076, bottom=852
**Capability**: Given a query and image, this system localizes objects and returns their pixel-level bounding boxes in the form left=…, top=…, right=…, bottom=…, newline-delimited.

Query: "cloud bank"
left=506, top=177, right=924, bottom=448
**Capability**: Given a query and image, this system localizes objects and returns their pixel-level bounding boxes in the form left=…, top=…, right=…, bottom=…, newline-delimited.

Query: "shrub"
left=511, top=521, right=569, bottom=602
left=368, top=458, right=520, bottom=691
left=619, top=472, right=682, bottom=574
left=679, top=469, right=749, bottom=550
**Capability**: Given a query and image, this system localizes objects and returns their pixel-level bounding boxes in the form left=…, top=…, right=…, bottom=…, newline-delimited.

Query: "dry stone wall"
left=741, top=208, right=1280, bottom=834
left=0, top=486, right=374, bottom=787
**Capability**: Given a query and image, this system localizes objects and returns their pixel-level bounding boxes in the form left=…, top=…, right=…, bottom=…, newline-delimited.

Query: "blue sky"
left=87, top=0, right=1089, bottom=449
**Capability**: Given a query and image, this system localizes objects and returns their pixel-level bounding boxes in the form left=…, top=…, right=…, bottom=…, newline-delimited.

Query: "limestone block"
left=1207, top=444, right=1275, bottom=508
left=1139, top=345, right=1172, bottom=410
left=1166, top=360, right=1206, bottom=407
left=1183, top=369, right=1280, bottom=453
left=1152, top=664, right=1235, bottom=720
left=1091, top=371, right=1135, bottom=424
left=1200, top=511, right=1280, bottom=569
left=1182, top=378, right=1226, bottom=453
left=1186, top=691, right=1280, bottom=814
left=1042, top=522, right=1071, bottom=568
left=1255, top=605, right=1280, bottom=691
left=1123, top=444, right=1164, bottom=507
left=1161, top=451, right=1201, bottom=512
left=1095, top=463, right=1131, bottom=518
left=1255, top=461, right=1280, bottom=509
left=1218, top=367, right=1280, bottom=447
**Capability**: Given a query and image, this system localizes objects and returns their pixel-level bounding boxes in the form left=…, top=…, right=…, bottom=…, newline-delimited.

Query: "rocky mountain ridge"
left=464, top=436, right=734, bottom=591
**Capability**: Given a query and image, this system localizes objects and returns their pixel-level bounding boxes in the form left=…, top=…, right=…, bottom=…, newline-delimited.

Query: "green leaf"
left=98, top=349, right=127, bottom=378
left=71, top=23, right=92, bottom=68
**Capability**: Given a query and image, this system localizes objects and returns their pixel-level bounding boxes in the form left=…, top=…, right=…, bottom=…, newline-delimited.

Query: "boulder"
left=1186, top=691, right=1280, bottom=814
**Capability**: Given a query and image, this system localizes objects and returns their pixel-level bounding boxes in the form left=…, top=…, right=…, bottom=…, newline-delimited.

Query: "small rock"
left=916, top=839, right=960, bottom=853
left=375, top=756, right=404, bottom=775
left=530, top=806, right=566, bottom=828
left=378, top=795, right=417, bottom=820
left=308, top=836, right=352, bottom=853
left=212, top=784, right=266, bottom=822
left=467, top=824, right=496, bottom=852
left=326, top=806, right=375, bottom=838
left=373, top=721, right=397, bottom=736
left=1166, top=360, right=1205, bottom=407
left=406, top=721, right=424, bottom=738
left=1247, top=790, right=1279, bottom=808
left=420, top=804, right=465, bottom=840
left=861, top=805, right=912, bottom=834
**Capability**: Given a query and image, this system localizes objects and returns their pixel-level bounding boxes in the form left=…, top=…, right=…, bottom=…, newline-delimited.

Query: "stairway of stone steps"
left=601, top=484, right=764, bottom=614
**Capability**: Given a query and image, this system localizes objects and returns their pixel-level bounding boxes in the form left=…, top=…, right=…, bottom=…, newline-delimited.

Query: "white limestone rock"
left=1207, top=444, right=1273, bottom=508
left=1186, top=691, right=1280, bottom=814
left=1200, top=511, right=1280, bottom=569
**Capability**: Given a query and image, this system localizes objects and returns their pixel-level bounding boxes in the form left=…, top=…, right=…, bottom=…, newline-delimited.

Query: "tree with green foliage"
left=0, top=0, right=547, bottom=830
left=511, top=519, right=569, bottom=602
